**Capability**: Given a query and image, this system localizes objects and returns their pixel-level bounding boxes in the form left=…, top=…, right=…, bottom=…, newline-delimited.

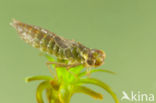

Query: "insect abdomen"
left=11, top=20, right=56, bottom=53
left=11, top=20, right=72, bottom=59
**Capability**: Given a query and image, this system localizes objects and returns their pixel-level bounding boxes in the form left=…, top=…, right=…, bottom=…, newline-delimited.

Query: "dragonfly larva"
left=10, top=19, right=105, bottom=68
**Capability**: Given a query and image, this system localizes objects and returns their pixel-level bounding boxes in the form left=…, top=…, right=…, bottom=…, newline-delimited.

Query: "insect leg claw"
left=86, top=68, right=91, bottom=77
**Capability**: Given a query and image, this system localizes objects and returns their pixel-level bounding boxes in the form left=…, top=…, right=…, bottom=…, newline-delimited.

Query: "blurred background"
left=0, top=0, right=156, bottom=103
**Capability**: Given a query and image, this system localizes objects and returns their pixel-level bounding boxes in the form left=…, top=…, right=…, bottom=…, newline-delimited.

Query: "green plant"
left=25, top=54, right=119, bottom=103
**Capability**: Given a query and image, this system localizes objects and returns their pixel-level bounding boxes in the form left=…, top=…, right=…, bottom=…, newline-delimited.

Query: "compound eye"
left=87, top=59, right=94, bottom=66
left=95, top=60, right=102, bottom=66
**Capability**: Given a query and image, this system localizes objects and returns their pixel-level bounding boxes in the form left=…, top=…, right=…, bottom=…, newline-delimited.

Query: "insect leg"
left=46, top=61, right=69, bottom=79
left=66, top=63, right=81, bottom=70
left=46, top=61, right=81, bottom=69
left=46, top=62, right=57, bottom=78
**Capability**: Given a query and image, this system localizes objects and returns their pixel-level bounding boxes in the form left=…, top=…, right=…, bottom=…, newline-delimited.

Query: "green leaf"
left=78, top=78, right=119, bottom=103
left=55, top=66, right=79, bottom=83
left=44, top=54, right=55, bottom=62
left=56, top=67, right=68, bottom=82
left=69, top=65, right=84, bottom=74
left=73, top=86, right=103, bottom=100
left=78, top=69, right=115, bottom=77
left=36, top=81, right=51, bottom=103
left=59, top=85, right=72, bottom=103
left=25, top=75, right=53, bottom=82
left=46, top=88, right=53, bottom=103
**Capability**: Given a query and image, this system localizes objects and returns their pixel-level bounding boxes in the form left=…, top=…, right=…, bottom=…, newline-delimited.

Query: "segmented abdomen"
left=11, top=20, right=87, bottom=63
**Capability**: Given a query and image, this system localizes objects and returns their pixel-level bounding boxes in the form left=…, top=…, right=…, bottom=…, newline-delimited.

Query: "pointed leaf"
left=73, top=86, right=103, bottom=100
left=78, top=69, right=115, bottom=77
left=78, top=78, right=119, bottom=103
left=36, top=81, right=51, bottom=103
left=25, top=76, right=53, bottom=83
